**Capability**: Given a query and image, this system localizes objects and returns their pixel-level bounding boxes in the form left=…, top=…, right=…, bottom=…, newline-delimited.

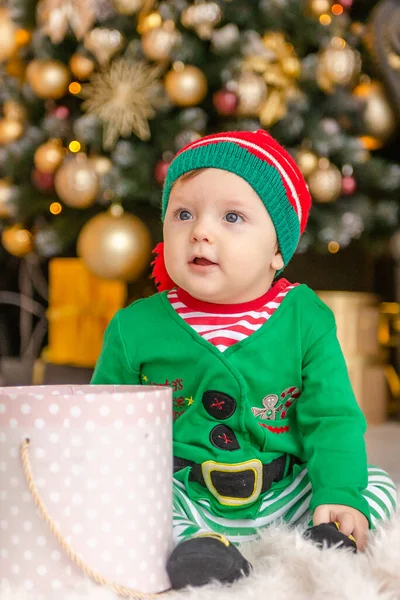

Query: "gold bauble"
left=84, top=28, right=125, bottom=66
left=69, top=53, right=95, bottom=81
left=181, top=2, right=222, bottom=40
left=0, top=179, right=14, bottom=218
left=141, top=22, right=180, bottom=61
left=34, top=140, right=65, bottom=174
left=307, top=159, right=342, bottom=203
left=113, top=0, right=144, bottom=15
left=296, top=148, right=319, bottom=178
left=306, top=0, right=332, bottom=16
left=165, top=64, right=208, bottom=107
left=26, top=59, right=71, bottom=99
left=54, top=154, right=99, bottom=208
left=0, top=7, right=17, bottom=62
left=3, top=100, right=27, bottom=122
left=88, top=155, right=113, bottom=176
left=317, top=41, right=361, bottom=93
left=353, top=81, right=397, bottom=145
left=236, top=72, right=267, bottom=117
left=2, top=224, right=33, bottom=257
left=0, top=119, right=24, bottom=144
left=137, top=11, right=162, bottom=35
left=77, top=209, right=152, bottom=281
left=282, top=55, right=302, bottom=78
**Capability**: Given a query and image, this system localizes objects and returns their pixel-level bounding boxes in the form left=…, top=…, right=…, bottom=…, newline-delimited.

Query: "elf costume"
left=92, top=131, right=397, bottom=589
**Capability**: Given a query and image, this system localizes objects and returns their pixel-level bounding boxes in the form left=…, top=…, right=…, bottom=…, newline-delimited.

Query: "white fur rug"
left=1, top=502, right=400, bottom=600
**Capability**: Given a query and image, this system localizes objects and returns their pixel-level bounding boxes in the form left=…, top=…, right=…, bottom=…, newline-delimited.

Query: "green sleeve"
left=297, top=313, right=371, bottom=525
left=91, top=311, right=140, bottom=385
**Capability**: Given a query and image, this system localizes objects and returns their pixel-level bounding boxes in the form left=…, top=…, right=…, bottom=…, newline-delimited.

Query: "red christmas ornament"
left=32, top=169, right=55, bottom=193
left=53, top=106, right=70, bottom=120
left=154, top=159, right=171, bottom=186
left=339, top=0, right=353, bottom=9
left=213, top=89, right=238, bottom=116
left=341, top=175, right=357, bottom=196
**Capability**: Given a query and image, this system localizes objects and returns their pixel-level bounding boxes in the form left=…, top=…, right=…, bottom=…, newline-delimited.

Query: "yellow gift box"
left=44, top=258, right=127, bottom=368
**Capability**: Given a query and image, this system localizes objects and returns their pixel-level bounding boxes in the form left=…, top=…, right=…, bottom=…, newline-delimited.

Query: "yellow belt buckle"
left=201, top=459, right=263, bottom=507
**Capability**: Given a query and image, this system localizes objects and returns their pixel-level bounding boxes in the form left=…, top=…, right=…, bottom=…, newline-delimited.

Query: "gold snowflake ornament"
left=81, top=59, right=162, bottom=149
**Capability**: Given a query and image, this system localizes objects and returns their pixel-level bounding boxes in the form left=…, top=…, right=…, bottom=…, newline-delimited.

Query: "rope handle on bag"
left=20, top=439, right=171, bottom=599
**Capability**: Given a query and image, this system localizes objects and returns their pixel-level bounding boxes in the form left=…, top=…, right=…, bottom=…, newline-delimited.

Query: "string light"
left=69, top=140, right=81, bottom=152
left=332, top=3, right=344, bottom=15
left=50, top=202, right=62, bottom=215
left=319, top=14, right=332, bottom=25
left=328, top=241, right=340, bottom=253
left=69, top=82, right=82, bottom=94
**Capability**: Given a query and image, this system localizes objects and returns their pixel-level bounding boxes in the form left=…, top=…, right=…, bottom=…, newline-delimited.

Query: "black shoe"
left=303, top=521, right=357, bottom=553
left=166, top=533, right=252, bottom=589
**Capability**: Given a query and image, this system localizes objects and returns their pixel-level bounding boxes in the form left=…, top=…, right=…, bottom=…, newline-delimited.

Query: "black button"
left=210, top=425, right=240, bottom=451
left=202, top=390, right=236, bottom=420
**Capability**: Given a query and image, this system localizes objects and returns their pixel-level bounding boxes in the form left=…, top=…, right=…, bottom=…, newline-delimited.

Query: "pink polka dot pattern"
left=0, top=385, right=173, bottom=596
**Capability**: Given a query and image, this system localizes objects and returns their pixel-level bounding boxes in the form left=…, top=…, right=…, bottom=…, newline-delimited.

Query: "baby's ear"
left=271, top=249, right=284, bottom=271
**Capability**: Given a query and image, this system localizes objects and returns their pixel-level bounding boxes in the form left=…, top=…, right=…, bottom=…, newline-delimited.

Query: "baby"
left=92, top=130, right=397, bottom=589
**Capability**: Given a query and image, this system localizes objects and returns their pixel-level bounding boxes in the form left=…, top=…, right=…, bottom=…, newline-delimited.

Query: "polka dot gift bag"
left=0, top=385, right=173, bottom=598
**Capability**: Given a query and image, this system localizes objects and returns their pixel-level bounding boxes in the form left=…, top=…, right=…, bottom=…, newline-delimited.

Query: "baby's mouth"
left=191, top=257, right=217, bottom=266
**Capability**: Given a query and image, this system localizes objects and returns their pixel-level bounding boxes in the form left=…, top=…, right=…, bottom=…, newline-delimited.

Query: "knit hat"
left=152, top=129, right=312, bottom=292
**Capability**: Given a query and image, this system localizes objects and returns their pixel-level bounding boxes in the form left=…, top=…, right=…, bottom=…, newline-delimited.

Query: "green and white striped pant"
left=173, top=465, right=398, bottom=546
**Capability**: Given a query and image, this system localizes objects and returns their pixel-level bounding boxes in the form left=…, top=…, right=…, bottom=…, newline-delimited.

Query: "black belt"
left=173, top=454, right=298, bottom=503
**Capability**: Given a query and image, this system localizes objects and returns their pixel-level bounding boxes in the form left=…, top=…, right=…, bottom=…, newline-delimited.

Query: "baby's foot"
left=166, top=532, right=252, bottom=589
left=303, top=521, right=357, bottom=552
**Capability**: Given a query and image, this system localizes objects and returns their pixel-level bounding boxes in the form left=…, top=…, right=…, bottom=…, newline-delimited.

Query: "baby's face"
left=163, top=168, right=284, bottom=304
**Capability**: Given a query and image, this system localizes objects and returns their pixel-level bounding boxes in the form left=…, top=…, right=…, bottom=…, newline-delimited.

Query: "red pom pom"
left=151, top=242, right=176, bottom=292
left=341, top=175, right=357, bottom=196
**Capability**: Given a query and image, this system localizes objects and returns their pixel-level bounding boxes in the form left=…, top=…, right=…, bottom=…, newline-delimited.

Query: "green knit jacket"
left=91, top=284, right=370, bottom=522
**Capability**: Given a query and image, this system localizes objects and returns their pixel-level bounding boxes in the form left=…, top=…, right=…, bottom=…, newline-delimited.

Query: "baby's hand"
left=313, top=504, right=369, bottom=551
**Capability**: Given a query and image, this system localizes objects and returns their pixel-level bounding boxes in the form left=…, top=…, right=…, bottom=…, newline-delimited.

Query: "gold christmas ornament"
left=34, top=140, right=65, bottom=173
left=181, top=2, right=222, bottom=40
left=165, top=64, right=208, bottom=107
left=0, top=7, right=17, bottom=62
left=77, top=208, right=152, bottom=281
left=36, top=0, right=96, bottom=43
left=113, top=0, right=144, bottom=15
left=307, top=158, right=342, bottom=203
left=0, top=179, right=14, bottom=218
left=137, top=10, right=162, bottom=35
left=84, top=28, right=125, bottom=65
left=81, top=58, right=161, bottom=148
left=88, top=155, right=113, bottom=176
left=3, top=100, right=27, bottom=122
left=69, top=53, right=95, bottom=80
left=2, top=224, right=33, bottom=257
left=141, top=21, right=181, bottom=61
left=241, top=31, right=302, bottom=126
left=0, top=119, right=24, bottom=144
left=316, top=38, right=362, bottom=93
left=26, top=59, right=71, bottom=99
left=353, top=81, right=397, bottom=146
left=54, top=154, right=99, bottom=208
left=296, top=148, right=319, bottom=178
left=306, top=0, right=332, bottom=17
left=236, top=72, right=267, bottom=117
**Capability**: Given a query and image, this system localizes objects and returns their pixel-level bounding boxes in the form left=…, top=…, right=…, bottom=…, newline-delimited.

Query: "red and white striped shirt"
left=168, top=279, right=297, bottom=352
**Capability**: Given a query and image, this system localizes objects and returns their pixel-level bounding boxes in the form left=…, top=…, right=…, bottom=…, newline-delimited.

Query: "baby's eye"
left=225, top=212, right=243, bottom=223
left=177, top=210, right=193, bottom=221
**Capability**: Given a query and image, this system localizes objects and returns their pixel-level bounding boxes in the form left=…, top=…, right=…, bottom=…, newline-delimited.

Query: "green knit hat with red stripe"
left=152, top=129, right=312, bottom=292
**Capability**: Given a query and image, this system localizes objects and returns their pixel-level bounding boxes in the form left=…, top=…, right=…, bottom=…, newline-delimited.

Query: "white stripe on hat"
left=188, top=135, right=302, bottom=224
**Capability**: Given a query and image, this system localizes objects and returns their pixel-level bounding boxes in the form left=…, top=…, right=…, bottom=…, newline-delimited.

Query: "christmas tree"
left=0, top=0, right=399, bottom=286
